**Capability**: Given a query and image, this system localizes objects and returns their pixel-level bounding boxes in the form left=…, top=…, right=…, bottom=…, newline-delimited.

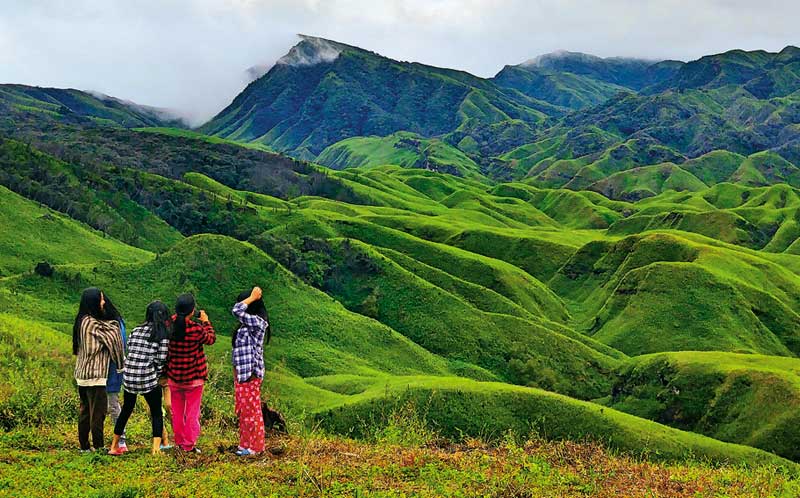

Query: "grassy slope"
left=182, top=172, right=290, bottom=209
left=0, top=235, right=451, bottom=382
left=0, top=138, right=184, bottom=252
left=0, top=294, right=792, bottom=478
left=2, top=285, right=796, bottom=493
left=316, top=131, right=485, bottom=179
left=312, top=212, right=570, bottom=321
left=0, top=84, right=173, bottom=128
left=0, top=185, right=151, bottom=276
left=609, top=351, right=800, bottom=461
left=604, top=183, right=800, bottom=250
left=320, top=238, right=617, bottom=398
left=550, top=232, right=800, bottom=356
left=312, top=376, right=792, bottom=467
left=587, top=163, right=708, bottom=201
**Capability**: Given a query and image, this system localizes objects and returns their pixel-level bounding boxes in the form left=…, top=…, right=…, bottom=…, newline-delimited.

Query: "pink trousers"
left=168, top=380, right=204, bottom=451
left=235, top=377, right=265, bottom=453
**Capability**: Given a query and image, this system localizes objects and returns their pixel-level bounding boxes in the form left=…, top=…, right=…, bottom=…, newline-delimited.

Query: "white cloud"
left=0, top=0, right=797, bottom=125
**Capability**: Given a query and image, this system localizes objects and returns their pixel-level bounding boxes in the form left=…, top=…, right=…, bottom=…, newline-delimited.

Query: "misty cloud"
left=1, top=0, right=797, bottom=126
left=277, top=35, right=342, bottom=67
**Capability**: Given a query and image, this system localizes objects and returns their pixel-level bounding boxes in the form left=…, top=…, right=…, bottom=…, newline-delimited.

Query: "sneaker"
left=118, top=441, right=128, bottom=452
left=187, top=447, right=201, bottom=454
left=79, top=448, right=93, bottom=454
left=235, top=448, right=259, bottom=457
left=160, top=444, right=173, bottom=451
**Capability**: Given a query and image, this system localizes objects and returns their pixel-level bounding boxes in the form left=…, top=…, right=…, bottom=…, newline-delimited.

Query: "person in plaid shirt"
left=231, top=286, right=270, bottom=456
left=109, top=301, right=171, bottom=456
left=167, top=293, right=216, bottom=453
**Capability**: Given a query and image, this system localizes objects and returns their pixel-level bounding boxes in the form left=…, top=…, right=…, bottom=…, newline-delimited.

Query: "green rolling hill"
left=0, top=184, right=152, bottom=276
left=315, top=131, right=484, bottom=178
left=608, top=351, right=800, bottom=460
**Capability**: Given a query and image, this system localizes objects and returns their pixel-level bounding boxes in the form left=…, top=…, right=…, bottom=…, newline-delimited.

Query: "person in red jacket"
left=167, top=293, right=215, bottom=453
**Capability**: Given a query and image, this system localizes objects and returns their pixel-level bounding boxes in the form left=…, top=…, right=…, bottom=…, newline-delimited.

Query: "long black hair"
left=72, top=287, right=121, bottom=355
left=232, top=288, right=270, bottom=347
left=173, top=293, right=196, bottom=341
left=143, top=300, right=172, bottom=343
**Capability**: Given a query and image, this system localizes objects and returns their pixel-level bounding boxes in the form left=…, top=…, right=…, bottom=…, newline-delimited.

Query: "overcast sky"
left=1, top=0, right=797, bottom=125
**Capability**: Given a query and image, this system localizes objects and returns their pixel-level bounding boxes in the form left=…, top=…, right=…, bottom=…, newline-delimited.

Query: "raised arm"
left=196, top=309, right=216, bottom=345
left=200, top=322, right=216, bottom=345
left=232, top=286, right=268, bottom=331
left=232, top=302, right=268, bottom=330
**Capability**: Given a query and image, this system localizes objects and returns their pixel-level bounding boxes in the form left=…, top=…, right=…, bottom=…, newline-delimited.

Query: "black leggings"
left=114, top=387, right=163, bottom=438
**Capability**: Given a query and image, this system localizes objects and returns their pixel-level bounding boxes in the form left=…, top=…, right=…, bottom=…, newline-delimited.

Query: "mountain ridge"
left=201, top=36, right=799, bottom=191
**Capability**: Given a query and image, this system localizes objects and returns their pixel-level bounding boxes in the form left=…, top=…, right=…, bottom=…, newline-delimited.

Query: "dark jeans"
left=78, top=386, right=107, bottom=450
left=114, top=387, right=163, bottom=438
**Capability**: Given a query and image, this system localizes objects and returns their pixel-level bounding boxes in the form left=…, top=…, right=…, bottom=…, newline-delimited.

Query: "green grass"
left=312, top=376, right=794, bottom=467
left=318, top=238, right=617, bottom=397
left=1, top=306, right=795, bottom=498
left=550, top=232, right=800, bottom=356
left=7, top=47, right=800, bottom=490
left=681, top=150, right=746, bottom=185
left=0, top=84, right=173, bottom=128
left=305, top=212, right=570, bottom=321
left=0, top=138, right=185, bottom=252
left=0, top=235, right=453, bottom=380
left=2, top=431, right=797, bottom=497
left=0, top=185, right=152, bottom=276
left=732, top=151, right=800, bottom=187
left=609, top=351, right=800, bottom=461
left=587, top=163, right=708, bottom=201
left=316, top=132, right=485, bottom=180
left=182, top=172, right=289, bottom=209
left=0, top=314, right=75, bottom=430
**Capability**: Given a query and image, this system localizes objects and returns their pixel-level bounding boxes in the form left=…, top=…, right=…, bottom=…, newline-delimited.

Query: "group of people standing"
left=72, top=286, right=270, bottom=457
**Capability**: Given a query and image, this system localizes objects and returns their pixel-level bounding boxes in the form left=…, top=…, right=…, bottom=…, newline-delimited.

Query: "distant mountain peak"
left=521, top=50, right=601, bottom=67
left=276, top=34, right=345, bottom=67
left=520, top=50, right=655, bottom=69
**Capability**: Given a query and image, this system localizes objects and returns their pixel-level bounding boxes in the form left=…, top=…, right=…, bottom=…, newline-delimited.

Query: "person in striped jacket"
left=73, top=287, right=125, bottom=452
left=109, top=301, right=171, bottom=455
left=231, top=286, right=270, bottom=457
left=167, top=293, right=216, bottom=453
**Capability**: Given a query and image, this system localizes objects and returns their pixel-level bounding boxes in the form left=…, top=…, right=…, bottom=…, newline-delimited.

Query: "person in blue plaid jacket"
left=231, top=286, right=270, bottom=456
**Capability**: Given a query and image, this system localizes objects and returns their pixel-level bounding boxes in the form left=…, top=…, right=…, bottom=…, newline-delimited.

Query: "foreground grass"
left=1, top=428, right=798, bottom=498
